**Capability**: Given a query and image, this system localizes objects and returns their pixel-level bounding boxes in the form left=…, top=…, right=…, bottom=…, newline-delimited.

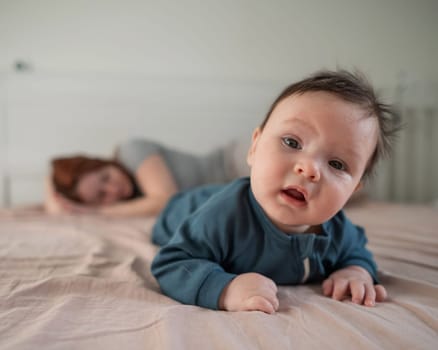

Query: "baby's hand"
left=322, top=265, right=387, bottom=307
left=219, top=272, right=279, bottom=314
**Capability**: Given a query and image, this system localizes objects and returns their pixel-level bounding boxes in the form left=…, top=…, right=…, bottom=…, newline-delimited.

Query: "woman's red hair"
left=51, top=155, right=132, bottom=202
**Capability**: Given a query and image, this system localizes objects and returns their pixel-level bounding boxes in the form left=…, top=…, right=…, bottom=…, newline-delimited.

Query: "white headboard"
left=0, top=73, right=283, bottom=205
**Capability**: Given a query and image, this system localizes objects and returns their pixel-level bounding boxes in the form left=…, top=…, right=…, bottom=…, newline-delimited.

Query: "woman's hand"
left=55, top=194, right=97, bottom=214
left=322, top=265, right=387, bottom=306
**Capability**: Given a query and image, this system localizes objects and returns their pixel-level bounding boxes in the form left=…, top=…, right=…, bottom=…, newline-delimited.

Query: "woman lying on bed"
left=45, top=138, right=249, bottom=217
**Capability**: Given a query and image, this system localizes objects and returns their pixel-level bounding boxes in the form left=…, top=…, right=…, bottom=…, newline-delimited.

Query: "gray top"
left=116, top=138, right=250, bottom=192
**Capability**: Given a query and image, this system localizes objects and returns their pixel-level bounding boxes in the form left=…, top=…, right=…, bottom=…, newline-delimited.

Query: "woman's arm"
left=44, top=175, right=95, bottom=214
left=44, top=175, right=66, bottom=214
left=96, top=154, right=179, bottom=217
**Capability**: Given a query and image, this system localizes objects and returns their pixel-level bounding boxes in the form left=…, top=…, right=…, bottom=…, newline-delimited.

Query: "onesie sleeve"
left=151, top=210, right=237, bottom=310
left=330, top=212, right=379, bottom=283
left=115, top=138, right=162, bottom=174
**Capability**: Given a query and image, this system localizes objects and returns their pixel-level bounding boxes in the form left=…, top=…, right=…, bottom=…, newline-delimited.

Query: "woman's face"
left=75, top=165, right=134, bottom=205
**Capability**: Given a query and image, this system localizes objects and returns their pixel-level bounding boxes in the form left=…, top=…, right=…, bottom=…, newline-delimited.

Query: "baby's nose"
left=293, top=160, right=320, bottom=181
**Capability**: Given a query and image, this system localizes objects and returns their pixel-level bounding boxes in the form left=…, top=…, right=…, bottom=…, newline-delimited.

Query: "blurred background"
left=0, top=0, right=437, bottom=206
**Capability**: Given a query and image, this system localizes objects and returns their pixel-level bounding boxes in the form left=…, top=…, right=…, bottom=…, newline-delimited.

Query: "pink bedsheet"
left=0, top=201, right=437, bottom=349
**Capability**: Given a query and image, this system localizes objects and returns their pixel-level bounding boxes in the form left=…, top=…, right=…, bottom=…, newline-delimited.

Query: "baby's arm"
left=219, top=273, right=279, bottom=314
left=322, top=265, right=387, bottom=306
left=152, top=208, right=279, bottom=313
left=151, top=218, right=237, bottom=310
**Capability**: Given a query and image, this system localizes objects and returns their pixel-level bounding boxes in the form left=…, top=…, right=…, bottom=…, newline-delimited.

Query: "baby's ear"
left=247, top=127, right=261, bottom=166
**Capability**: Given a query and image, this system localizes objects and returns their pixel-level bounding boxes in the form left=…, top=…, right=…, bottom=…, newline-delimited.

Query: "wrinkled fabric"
left=0, top=201, right=437, bottom=350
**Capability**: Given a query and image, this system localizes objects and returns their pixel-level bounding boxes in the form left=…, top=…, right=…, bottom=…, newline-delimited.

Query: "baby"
left=151, top=70, right=399, bottom=314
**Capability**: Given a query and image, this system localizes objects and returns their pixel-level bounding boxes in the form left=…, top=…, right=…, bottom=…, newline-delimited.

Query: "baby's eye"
left=282, top=137, right=302, bottom=150
left=329, top=160, right=346, bottom=171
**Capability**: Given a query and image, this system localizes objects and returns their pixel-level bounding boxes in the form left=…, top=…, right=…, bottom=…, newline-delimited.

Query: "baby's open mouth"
left=282, top=188, right=306, bottom=202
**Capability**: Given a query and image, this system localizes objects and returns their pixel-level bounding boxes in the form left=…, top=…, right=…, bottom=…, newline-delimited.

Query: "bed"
left=0, top=200, right=437, bottom=349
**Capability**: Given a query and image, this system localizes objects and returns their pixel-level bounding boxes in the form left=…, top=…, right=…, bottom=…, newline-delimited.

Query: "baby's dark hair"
left=260, top=69, right=401, bottom=178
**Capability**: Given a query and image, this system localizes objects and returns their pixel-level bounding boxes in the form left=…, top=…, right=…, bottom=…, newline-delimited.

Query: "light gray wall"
left=1, top=0, right=437, bottom=84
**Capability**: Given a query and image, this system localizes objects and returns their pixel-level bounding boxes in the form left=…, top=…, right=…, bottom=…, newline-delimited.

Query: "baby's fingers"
left=363, top=283, right=376, bottom=306
left=364, top=284, right=387, bottom=306
left=322, top=278, right=334, bottom=297
left=375, top=285, right=387, bottom=302
left=244, top=296, right=277, bottom=314
left=350, top=280, right=365, bottom=304
left=331, top=279, right=349, bottom=301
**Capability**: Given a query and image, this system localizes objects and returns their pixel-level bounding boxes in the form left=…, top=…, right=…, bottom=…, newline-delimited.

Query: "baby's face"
left=247, top=91, right=378, bottom=233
